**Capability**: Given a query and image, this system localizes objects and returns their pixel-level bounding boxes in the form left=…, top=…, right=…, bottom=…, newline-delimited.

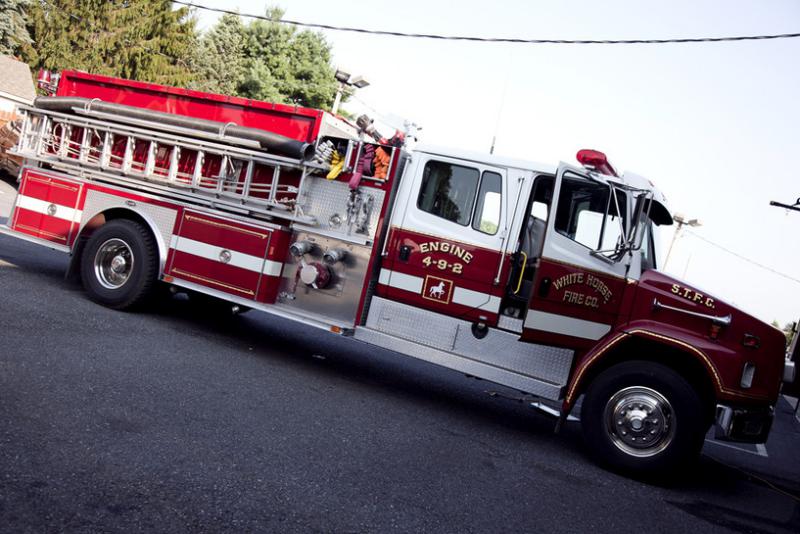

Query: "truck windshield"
left=554, top=173, right=627, bottom=254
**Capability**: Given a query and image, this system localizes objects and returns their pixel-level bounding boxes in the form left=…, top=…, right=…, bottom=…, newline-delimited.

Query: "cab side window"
left=417, top=161, right=503, bottom=234
left=417, top=160, right=479, bottom=226
left=472, top=171, right=502, bottom=235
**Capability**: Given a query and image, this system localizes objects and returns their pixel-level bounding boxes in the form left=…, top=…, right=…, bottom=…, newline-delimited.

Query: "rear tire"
left=580, top=360, right=706, bottom=477
left=80, top=219, right=158, bottom=310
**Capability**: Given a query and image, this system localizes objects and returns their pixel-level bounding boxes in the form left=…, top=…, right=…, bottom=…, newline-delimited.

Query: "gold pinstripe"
left=184, top=215, right=269, bottom=239
left=565, top=329, right=766, bottom=404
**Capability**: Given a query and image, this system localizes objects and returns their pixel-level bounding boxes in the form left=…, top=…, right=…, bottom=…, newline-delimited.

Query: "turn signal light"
left=742, top=334, right=761, bottom=349
left=709, top=324, right=721, bottom=340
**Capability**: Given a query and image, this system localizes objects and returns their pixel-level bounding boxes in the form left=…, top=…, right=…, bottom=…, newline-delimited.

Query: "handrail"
left=513, top=252, right=528, bottom=294
left=652, top=298, right=732, bottom=327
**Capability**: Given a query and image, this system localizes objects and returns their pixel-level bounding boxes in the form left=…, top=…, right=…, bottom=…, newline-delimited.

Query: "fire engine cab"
left=0, top=71, right=789, bottom=475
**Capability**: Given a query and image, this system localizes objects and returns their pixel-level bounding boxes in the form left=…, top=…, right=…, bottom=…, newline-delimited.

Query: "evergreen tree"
left=237, top=8, right=338, bottom=108
left=0, top=0, right=32, bottom=57
left=191, top=13, right=246, bottom=95
left=23, top=0, right=196, bottom=85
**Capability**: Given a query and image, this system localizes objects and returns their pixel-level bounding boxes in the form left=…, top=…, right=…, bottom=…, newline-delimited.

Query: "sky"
left=195, top=0, right=800, bottom=326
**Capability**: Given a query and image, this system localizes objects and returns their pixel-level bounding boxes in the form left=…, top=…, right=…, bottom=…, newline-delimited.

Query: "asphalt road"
left=1, top=174, right=799, bottom=533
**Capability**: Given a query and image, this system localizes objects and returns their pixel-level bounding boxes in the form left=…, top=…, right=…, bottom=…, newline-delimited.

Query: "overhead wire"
left=173, top=0, right=800, bottom=46
left=685, top=229, right=800, bottom=285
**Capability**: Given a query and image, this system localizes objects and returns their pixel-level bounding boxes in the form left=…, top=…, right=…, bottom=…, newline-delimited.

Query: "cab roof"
left=414, top=144, right=673, bottom=226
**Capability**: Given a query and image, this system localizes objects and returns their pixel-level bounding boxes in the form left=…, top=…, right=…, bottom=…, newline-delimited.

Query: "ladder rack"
left=12, top=106, right=323, bottom=224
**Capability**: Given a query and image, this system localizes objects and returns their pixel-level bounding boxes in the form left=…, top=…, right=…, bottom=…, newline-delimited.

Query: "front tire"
left=80, top=219, right=158, bottom=310
left=580, top=360, right=706, bottom=477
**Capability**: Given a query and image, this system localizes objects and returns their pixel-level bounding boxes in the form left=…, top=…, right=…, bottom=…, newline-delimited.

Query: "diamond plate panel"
left=453, top=325, right=573, bottom=385
left=367, top=297, right=574, bottom=385
left=298, top=178, right=385, bottom=239
left=354, top=327, right=563, bottom=400
left=498, top=315, right=524, bottom=333
left=366, top=296, right=459, bottom=352
left=81, top=189, right=178, bottom=257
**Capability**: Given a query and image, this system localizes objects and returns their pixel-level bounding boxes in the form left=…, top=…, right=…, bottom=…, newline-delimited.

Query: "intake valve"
left=300, top=262, right=332, bottom=289
left=289, top=240, right=315, bottom=257
left=323, top=248, right=347, bottom=265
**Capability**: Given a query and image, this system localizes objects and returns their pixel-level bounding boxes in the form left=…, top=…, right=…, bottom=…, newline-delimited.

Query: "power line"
left=174, top=1, right=800, bottom=46
left=685, top=229, right=800, bottom=285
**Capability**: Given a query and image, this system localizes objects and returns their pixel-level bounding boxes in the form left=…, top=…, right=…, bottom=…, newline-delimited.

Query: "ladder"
left=13, top=105, right=323, bottom=224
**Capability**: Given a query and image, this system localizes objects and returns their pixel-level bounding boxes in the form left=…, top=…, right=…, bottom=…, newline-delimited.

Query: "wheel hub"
left=94, top=238, right=135, bottom=289
left=605, top=386, right=674, bottom=457
left=110, top=255, right=127, bottom=273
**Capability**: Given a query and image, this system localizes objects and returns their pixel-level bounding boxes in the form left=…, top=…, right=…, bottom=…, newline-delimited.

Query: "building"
left=0, top=55, right=36, bottom=176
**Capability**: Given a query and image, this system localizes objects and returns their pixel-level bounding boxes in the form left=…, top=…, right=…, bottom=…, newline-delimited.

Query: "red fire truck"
left=0, top=71, right=790, bottom=475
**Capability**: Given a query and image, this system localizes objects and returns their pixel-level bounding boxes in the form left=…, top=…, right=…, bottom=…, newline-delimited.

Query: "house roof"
left=0, top=56, right=35, bottom=104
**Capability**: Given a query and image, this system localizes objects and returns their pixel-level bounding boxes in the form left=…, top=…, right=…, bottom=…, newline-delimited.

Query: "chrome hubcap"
left=94, top=238, right=134, bottom=289
left=605, top=386, right=674, bottom=457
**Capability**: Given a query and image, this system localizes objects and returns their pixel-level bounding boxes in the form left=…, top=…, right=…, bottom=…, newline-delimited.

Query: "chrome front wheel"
left=581, top=360, right=706, bottom=476
left=604, top=386, right=675, bottom=458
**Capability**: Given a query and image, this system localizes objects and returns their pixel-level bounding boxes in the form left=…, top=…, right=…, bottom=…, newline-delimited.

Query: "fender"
left=74, top=206, right=171, bottom=273
left=562, top=322, right=768, bottom=415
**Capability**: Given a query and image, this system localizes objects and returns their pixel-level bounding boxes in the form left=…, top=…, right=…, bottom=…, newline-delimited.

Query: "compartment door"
left=166, top=210, right=281, bottom=302
left=11, top=168, right=84, bottom=246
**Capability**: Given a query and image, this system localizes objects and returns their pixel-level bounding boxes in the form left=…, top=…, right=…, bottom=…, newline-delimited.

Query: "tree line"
left=0, top=1, right=340, bottom=109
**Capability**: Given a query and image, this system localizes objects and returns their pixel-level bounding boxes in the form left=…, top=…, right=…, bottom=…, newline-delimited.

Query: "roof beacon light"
left=576, top=149, right=618, bottom=177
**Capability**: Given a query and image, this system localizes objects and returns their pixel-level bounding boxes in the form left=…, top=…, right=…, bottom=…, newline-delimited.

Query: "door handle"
left=538, top=277, right=551, bottom=297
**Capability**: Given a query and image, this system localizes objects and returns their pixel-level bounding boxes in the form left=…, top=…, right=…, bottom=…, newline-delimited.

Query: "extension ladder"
left=12, top=105, right=323, bottom=224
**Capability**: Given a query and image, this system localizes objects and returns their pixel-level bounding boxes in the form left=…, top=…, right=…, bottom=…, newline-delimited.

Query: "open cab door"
left=519, top=163, right=639, bottom=348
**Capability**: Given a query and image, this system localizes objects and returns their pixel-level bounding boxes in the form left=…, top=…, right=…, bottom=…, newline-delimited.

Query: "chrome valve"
left=323, top=248, right=347, bottom=265
left=289, top=240, right=315, bottom=257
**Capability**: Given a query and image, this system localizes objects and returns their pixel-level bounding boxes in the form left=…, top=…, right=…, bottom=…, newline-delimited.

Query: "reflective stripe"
left=524, top=310, right=611, bottom=340
left=172, top=236, right=282, bottom=276
left=378, top=269, right=501, bottom=313
left=379, top=269, right=422, bottom=293
left=16, top=195, right=81, bottom=223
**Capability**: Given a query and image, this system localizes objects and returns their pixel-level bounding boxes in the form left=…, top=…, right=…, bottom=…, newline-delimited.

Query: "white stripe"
left=524, top=310, right=611, bottom=340
left=377, top=269, right=501, bottom=313
left=453, top=286, right=502, bottom=313
left=173, top=237, right=283, bottom=277
left=382, top=269, right=423, bottom=293
left=16, top=195, right=81, bottom=223
left=261, top=260, right=283, bottom=277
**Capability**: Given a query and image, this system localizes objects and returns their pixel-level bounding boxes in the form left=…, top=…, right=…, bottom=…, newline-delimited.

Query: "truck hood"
left=630, top=270, right=786, bottom=402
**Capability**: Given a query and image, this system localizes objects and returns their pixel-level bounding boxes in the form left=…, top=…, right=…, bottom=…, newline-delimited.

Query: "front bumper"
left=714, top=404, right=774, bottom=443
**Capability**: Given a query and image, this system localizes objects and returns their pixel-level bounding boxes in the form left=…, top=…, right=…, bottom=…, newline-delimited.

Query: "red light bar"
left=576, top=149, right=618, bottom=177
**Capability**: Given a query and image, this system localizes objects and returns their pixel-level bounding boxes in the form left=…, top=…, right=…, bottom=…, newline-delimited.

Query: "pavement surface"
left=1, top=173, right=799, bottom=533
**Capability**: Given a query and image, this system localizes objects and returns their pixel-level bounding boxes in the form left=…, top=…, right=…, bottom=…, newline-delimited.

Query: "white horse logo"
left=429, top=281, right=446, bottom=299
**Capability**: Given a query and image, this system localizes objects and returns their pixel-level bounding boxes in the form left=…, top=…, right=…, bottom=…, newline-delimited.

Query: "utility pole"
left=663, top=213, right=701, bottom=269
